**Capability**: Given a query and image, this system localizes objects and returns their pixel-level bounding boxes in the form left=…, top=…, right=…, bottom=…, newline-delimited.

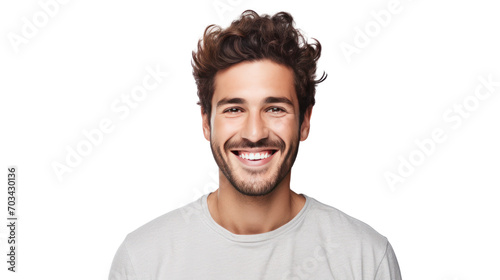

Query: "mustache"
left=225, top=138, right=285, bottom=151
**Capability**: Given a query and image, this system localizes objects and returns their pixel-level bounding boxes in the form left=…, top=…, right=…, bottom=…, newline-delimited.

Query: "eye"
left=223, top=107, right=243, bottom=114
left=267, top=107, right=286, bottom=114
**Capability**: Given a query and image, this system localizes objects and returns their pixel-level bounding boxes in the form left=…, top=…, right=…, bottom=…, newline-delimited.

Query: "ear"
left=299, top=106, right=313, bottom=141
left=202, top=109, right=211, bottom=141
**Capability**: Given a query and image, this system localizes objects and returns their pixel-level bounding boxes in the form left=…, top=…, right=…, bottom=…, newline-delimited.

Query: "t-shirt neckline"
left=201, top=192, right=311, bottom=243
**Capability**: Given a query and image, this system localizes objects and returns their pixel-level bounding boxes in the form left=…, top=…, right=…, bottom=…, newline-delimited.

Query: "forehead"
left=213, top=59, right=296, bottom=105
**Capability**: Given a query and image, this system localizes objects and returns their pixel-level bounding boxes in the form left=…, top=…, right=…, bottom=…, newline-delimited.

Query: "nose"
left=241, top=110, right=269, bottom=142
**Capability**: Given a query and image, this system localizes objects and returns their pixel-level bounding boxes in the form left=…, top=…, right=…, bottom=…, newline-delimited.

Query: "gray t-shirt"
left=109, top=193, right=402, bottom=279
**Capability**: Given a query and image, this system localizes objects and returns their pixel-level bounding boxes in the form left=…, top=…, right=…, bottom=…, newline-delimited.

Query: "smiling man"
left=204, top=59, right=309, bottom=235
left=109, top=10, right=402, bottom=280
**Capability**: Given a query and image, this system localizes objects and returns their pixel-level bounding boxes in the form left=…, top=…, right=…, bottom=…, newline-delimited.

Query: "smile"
left=231, top=149, right=278, bottom=166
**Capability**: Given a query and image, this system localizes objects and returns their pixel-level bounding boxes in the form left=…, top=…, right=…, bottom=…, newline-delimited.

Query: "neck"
left=207, top=171, right=306, bottom=235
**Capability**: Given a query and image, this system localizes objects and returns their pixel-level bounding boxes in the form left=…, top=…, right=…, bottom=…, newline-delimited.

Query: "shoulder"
left=305, top=195, right=389, bottom=251
left=110, top=196, right=206, bottom=278
left=124, top=195, right=205, bottom=251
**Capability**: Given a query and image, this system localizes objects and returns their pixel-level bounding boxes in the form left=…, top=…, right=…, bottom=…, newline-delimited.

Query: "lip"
left=231, top=149, right=278, bottom=167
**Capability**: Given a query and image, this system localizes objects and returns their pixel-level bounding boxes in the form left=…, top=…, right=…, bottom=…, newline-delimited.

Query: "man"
left=109, top=10, right=402, bottom=279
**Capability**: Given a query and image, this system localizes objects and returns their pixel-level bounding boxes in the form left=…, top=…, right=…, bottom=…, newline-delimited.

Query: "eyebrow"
left=263, top=96, right=293, bottom=106
left=216, top=96, right=294, bottom=108
left=216, top=97, right=245, bottom=108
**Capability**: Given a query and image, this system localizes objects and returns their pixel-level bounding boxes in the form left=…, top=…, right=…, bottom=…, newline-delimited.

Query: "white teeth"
left=238, top=152, right=273, bottom=160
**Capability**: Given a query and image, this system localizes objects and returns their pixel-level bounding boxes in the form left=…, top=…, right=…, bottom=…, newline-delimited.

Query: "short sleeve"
left=109, top=238, right=137, bottom=280
left=374, top=241, right=402, bottom=280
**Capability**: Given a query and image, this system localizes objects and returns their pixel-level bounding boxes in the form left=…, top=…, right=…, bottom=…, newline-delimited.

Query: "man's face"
left=202, top=59, right=312, bottom=196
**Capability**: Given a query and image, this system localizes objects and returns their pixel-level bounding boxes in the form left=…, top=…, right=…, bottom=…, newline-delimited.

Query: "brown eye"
left=224, top=107, right=242, bottom=113
left=267, top=107, right=285, bottom=113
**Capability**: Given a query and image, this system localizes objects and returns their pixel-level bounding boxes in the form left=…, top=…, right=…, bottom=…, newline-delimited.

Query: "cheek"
left=269, top=117, right=298, bottom=142
left=213, top=117, right=242, bottom=140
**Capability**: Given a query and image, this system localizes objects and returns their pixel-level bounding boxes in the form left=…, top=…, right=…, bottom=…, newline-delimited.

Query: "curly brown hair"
left=192, top=10, right=327, bottom=126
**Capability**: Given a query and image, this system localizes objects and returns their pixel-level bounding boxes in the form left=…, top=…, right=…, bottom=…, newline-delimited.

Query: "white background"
left=1, top=0, right=499, bottom=279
